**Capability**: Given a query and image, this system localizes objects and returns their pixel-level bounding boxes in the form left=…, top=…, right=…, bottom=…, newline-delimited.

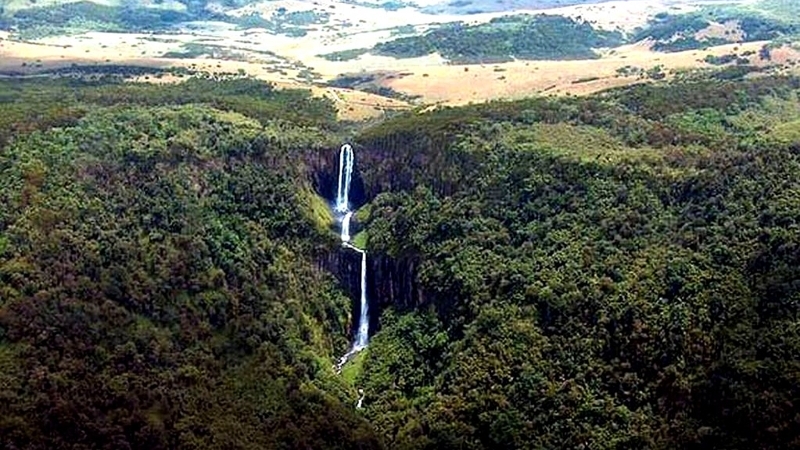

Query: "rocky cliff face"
left=352, top=131, right=481, bottom=199
left=314, top=245, right=363, bottom=337
left=300, top=138, right=470, bottom=204
left=367, top=254, right=424, bottom=311
left=315, top=243, right=425, bottom=338
left=305, top=142, right=435, bottom=337
left=302, top=145, right=367, bottom=210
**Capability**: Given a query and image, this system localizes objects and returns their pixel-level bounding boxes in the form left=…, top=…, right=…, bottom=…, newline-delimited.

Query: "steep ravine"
left=303, top=137, right=471, bottom=206
left=315, top=248, right=424, bottom=336
left=308, top=145, right=427, bottom=341
left=302, top=136, right=478, bottom=337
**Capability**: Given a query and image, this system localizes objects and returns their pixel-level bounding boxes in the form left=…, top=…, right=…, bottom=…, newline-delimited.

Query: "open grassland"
left=2, top=29, right=797, bottom=108
left=2, top=0, right=798, bottom=111
left=0, top=32, right=411, bottom=120
left=378, top=40, right=800, bottom=104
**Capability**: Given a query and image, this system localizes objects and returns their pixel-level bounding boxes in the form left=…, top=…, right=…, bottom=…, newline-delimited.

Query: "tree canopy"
left=353, top=75, right=800, bottom=449
left=1, top=72, right=799, bottom=449
left=0, top=77, right=380, bottom=449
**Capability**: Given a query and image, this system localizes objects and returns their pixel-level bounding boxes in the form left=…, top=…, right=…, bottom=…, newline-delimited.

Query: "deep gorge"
left=308, top=140, right=437, bottom=344
left=2, top=74, right=798, bottom=450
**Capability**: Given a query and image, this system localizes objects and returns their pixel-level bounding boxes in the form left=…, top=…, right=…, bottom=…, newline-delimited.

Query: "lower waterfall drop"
left=345, top=242, right=369, bottom=351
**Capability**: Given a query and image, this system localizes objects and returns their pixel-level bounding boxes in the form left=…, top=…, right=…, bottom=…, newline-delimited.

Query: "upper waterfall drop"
left=335, top=144, right=354, bottom=214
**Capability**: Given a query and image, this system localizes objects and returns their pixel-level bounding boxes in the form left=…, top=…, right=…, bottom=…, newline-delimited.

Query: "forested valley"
left=0, top=73, right=799, bottom=449
left=0, top=78, right=378, bottom=449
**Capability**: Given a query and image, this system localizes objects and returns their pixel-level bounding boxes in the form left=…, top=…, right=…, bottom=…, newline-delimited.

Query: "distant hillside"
left=372, top=14, right=624, bottom=64
left=3, top=1, right=193, bottom=38
left=634, top=4, right=799, bottom=53
left=420, top=0, right=619, bottom=15
left=0, top=0, right=328, bottom=39
left=0, top=0, right=250, bottom=14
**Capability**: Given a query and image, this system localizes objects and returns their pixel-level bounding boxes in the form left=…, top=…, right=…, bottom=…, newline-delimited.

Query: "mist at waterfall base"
left=334, top=144, right=369, bottom=370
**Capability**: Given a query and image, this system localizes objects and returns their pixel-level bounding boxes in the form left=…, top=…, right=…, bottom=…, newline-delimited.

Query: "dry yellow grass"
left=381, top=41, right=800, bottom=104
left=1, top=0, right=796, bottom=114
left=0, top=33, right=411, bottom=120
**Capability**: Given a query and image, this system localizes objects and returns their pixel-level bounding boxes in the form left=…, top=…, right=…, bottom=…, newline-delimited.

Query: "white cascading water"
left=341, top=211, right=353, bottom=243
left=343, top=242, right=369, bottom=351
left=335, top=144, right=354, bottom=213
left=334, top=144, right=369, bottom=373
left=355, top=247, right=369, bottom=349
left=356, top=389, right=365, bottom=409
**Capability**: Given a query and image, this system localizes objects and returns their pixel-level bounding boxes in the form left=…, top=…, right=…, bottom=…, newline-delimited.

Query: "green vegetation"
left=339, top=0, right=413, bottom=11
left=304, top=190, right=336, bottom=232
left=703, top=0, right=800, bottom=27
left=752, top=0, right=800, bottom=23
left=237, top=9, right=330, bottom=36
left=3, top=1, right=192, bottom=39
left=645, top=64, right=666, bottom=80
left=160, top=43, right=286, bottom=66
left=318, top=48, right=371, bottom=62
left=711, top=64, right=764, bottom=80
left=631, top=13, right=728, bottom=53
left=616, top=65, right=644, bottom=77
left=351, top=75, right=800, bottom=449
left=704, top=53, right=750, bottom=66
left=341, top=350, right=368, bottom=386
left=0, top=63, right=197, bottom=79
left=0, top=0, right=329, bottom=38
left=352, top=231, right=368, bottom=249
left=772, top=118, right=800, bottom=143
left=634, top=13, right=710, bottom=42
left=389, top=24, right=416, bottom=36
left=162, top=43, right=247, bottom=60
left=328, top=74, right=382, bottom=89
left=1, top=66, right=800, bottom=449
left=327, top=73, right=421, bottom=102
left=372, top=14, right=624, bottom=64
left=355, top=204, right=372, bottom=223
left=0, top=76, right=382, bottom=448
left=635, top=8, right=799, bottom=53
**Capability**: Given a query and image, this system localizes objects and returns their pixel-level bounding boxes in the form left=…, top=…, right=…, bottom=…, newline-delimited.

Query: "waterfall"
left=355, top=247, right=369, bottom=349
left=344, top=242, right=369, bottom=351
left=341, top=211, right=353, bottom=243
left=356, top=389, right=365, bottom=409
left=334, top=144, right=369, bottom=372
left=335, top=144, right=354, bottom=213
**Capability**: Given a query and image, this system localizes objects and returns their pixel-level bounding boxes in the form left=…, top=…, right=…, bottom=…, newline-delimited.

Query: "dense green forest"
left=351, top=75, right=800, bottom=448
left=1, top=72, right=800, bottom=449
left=373, top=14, right=623, bottom=63
left=0, top=77, right=380, bottom=448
